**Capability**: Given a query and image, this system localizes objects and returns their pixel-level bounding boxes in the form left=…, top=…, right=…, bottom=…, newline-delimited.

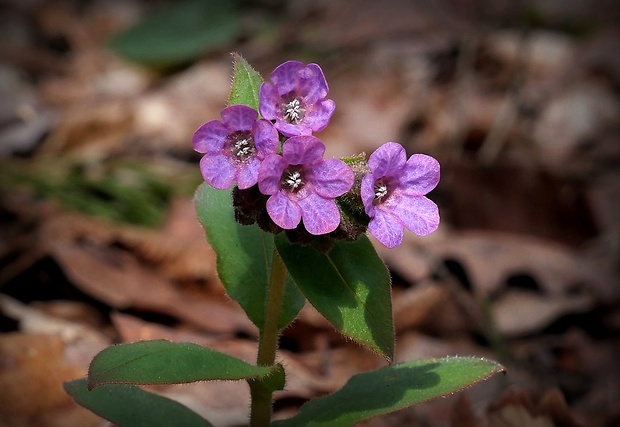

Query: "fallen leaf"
left=39, top=212, right=254, bottom=335
left=487, top=387, right=585, bottom=427
left=426, top=231, right=614, bottom=299
left=491, top=290, right=593, bottom=337
left=0, top=333, right=102, bottom=427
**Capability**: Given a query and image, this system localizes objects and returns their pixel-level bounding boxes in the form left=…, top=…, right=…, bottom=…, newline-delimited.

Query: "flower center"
left=374, top=182, right=388, bottom=199
left=283, top=98, right=304, bottom=124
left=282, top=168, right=304, bottom=192
left=228, top=132, right=255, bottom=162
left=373, top=179, right=391, bottom=204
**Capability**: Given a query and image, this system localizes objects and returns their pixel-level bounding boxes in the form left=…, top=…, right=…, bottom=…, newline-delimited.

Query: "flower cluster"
left=193, top=60, right=440, bottom=248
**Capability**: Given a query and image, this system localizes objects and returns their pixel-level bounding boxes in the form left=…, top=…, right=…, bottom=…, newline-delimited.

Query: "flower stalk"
left=249, top=247, right=287, bottom=426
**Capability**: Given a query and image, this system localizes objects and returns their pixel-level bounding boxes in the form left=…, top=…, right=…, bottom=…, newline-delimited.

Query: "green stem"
left=249, top=248, right=287, bottom=427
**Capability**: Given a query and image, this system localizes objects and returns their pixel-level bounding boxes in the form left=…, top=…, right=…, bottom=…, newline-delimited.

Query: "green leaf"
left=251, top=363, right=286, bottom=393
left=228, top=53, right=263, bottom=110
left=275, top=235, right=394, bottom=361
left=108, top=0, right=240, bottom=66
left=195, top=183, right=305, bottom=330
left=65, top=378, right=214, bottom=427
left=273, top=357, right=505, bottom=427
left=88, top=340, right=272, bottom=388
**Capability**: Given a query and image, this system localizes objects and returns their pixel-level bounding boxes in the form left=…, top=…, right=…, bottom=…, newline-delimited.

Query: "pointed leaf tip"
left=228, top=53, right=263, bottom=110
left=273, top=357, right=505, bottom=427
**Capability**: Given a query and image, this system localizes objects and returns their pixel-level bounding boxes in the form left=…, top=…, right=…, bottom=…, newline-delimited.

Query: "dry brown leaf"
left=392, top=283, right=451, bottom=334
left=487, top=387, right=586, bottom=427
left=317, top=65, right=420, bottom=158
left=0, top=294, right=110, bottom=362
left=150, top=382, right=251, bottom=427
left=442, top=160, right=598, bottom=247
left=538, top=389, right=588, bottom=427
left=0, top=333, right=103, bottom=427
left=486, top=30, right=575, bottom=81
left=38, top=212, right=254, bottom=335
left=450, top=395, right=485, bottom=427
left=426, top=231, right=614, bottom=298
left=133, top=61, right=230, bottom=152
left=534, top=81, right=620, bottom=172
left=491, top=290, right=593, bottom=337
left=38, top=99, right=134, bottom=159
left=112, top=312, right=256, bottom=363
left=422, top=231, right=618, bottom=335
left=373, top=228, right=447, bottom=285
left=118, top=197, right=220, bottom=284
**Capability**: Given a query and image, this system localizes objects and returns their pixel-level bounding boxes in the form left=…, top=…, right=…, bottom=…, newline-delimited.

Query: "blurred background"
left=0, top=0, right=619, bottom=426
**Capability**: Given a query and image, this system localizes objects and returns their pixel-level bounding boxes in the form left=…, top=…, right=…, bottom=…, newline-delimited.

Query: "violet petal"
left=311, top=158, right=354, bottom=198
left=297, top=192, right=341, bottom=235
left=221, top=105, right=258, bottom=132
left=192, top=120, right=228, bottom=153
left=361, top=173, right=378, bottom=216
left=399, top=154, right=441, bottom=195
left=283, top=136, right=325, bottom=165
left=236, top=157, right=260, bottom=190
left=298, top=63, right=329, bottom=103
left=274, top=120, right=311, bottom=137
left=302, top=99, right=336, bottom=133
left=253, top=119, right=279, bottom=157
left=368, top=142, right=406, bottom=178
left=267, top=191, right=302, bottom=229
left=199, top=154, right=236, bottom=190
left=258, top=154, right=287, bottom=195
left=368, top=209, right=404, bottom=249
left=269, top=60, right=305, bottom=95
left=390, top=193, right=440, bottom=236
left=258, top=82, right=280, bottom=121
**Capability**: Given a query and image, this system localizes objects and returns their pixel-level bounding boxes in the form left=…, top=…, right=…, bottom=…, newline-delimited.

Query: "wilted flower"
left=259, top=61, right=335, bottom=137
left=258, top=136, right=354, bottom=235
left=361, top=142, right=440, bottom=248
left=193, top=105, right=278, bottom=190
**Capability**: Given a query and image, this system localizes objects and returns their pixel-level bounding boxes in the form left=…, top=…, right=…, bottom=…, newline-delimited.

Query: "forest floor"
left=1, top=1, right=619, bottom=426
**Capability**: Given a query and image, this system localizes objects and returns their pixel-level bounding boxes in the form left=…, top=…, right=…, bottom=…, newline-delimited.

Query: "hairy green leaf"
left=88, top=340, right=272, bottom=388
left=195, top=184, right=305, bottom=330
left=65, top=378, right=214, bottom=427
left=276, top=235, right=394, bottom=360
left=273, top=357, right=505, bottom=427
left=228, top=53, right=263, bottom=110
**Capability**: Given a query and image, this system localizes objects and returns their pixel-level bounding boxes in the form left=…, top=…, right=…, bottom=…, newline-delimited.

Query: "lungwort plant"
left=65, top=54, right=504, bottom=427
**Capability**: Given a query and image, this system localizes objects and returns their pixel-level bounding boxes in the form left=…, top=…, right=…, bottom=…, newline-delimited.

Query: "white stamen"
left=285, top=170, right=303, bottom=189
left=283, top=99, right=302, bottom=123
left=374, top=183, right=388, bottom=199
left=234, top=138, right=253, bottom=158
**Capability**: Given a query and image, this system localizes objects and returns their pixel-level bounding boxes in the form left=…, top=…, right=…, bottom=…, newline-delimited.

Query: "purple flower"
left=259, top=61, right=336, bottom=137
left=361, top=142, right=440, bottom=248
left=193, top=105, right=279, bottom=190
left=258, top=136, right=354, bottom=235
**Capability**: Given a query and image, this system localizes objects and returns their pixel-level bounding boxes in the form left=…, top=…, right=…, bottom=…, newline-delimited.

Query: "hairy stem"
left=249, top=248, right=287, bottom=427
